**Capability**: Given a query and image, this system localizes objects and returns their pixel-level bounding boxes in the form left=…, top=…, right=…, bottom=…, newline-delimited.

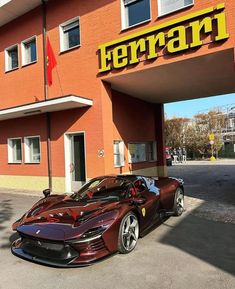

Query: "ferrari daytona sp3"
left=12, top=175, right=184, bottom=267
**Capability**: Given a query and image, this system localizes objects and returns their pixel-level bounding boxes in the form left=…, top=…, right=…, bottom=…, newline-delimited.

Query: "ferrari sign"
left=98, top=3, right=229, bottom=73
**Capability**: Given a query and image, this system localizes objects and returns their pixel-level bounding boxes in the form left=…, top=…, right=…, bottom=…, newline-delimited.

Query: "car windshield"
left=73, top=177, right=131, bottom=202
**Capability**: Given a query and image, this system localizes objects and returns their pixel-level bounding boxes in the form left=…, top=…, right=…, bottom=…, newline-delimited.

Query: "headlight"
left=81, top=225, right=108, bottom=239
left=67, top=225, right=109, bottom=244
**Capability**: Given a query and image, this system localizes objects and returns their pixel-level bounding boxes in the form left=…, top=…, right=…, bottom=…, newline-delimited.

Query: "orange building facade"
left=0, top=0, right=234, bottom=192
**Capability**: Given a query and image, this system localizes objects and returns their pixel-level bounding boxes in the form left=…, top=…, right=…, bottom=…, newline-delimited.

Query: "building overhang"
left=0, top=0, right=42, bottom=27
left=0, top=95, right=93, bottom=121
left=105, top=48, right=235, bottom=104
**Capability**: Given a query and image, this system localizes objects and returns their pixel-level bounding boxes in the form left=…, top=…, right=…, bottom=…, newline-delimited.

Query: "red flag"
left=46, top=37, right=57, bottom=86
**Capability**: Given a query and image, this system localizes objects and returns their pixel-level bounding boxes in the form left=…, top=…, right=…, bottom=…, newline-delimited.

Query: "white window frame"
left=24, top=136, right=41, bottom=164
left=59, top=16, right=81, bottom=53
left=5, top=44, right=19, bottom=72
left=8, top=137, right=23, bottom=164
left=121, top=0, right=151, bottom=30
left=158, top=0, right=194, bottom=17
left=114, top=140, right=125, bottom=167
left=21, top=36, right=37, bottom=66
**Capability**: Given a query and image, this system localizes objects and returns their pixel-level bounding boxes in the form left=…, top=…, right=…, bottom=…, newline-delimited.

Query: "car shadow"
left=159, top=211, right=235, bottom=276
left=165, top=164, right=235, bottom=276
left=0, top=199, right=13, bottom=231
left=1, top=232, right=19, bottom=249
left=0, top=198, right=16, bottom=249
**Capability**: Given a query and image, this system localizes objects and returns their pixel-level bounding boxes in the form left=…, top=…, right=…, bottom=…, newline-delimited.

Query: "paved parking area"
left=168, top=159, right=235, bottom=223
left=0, top=160, right=234, bottom=289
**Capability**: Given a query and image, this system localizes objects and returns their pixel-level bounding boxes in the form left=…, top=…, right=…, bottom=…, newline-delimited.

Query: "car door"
left=134, top=177, right=160, bottom=230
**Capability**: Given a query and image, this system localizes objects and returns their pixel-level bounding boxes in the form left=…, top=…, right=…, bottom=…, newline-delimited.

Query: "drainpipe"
left=42, top=0, right=52, bottom=191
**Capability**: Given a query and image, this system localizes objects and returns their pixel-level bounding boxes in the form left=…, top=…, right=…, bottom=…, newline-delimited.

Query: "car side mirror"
left=43, top=188, right=51, bottom=198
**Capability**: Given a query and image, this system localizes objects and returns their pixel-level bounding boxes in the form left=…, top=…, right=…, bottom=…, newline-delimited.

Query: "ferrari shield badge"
left=141, top=208, right=146, bottom=217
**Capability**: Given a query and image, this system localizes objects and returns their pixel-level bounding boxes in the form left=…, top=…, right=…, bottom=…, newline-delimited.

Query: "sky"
left=164, top=93, right=235, bottom=119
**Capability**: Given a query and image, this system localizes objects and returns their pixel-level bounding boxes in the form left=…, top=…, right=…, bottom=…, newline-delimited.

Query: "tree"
left=165, top=117, right=189, bottom=148
left=165, top=110, right=225, bottom=159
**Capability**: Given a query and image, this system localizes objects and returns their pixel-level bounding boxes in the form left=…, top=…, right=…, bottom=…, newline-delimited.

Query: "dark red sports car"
left=12, top=175, right=184, bottom=267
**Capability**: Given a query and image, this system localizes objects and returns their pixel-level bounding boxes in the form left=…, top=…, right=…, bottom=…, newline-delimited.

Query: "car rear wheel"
left=118, top=212, right=139, bottom=254
left=173, top=188, right=184, bottom=216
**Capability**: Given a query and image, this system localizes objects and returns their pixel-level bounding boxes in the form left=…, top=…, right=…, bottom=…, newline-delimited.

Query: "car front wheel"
left=118, top=212, right=139, bottom=254
left=173, top=188, right=184, bottom=216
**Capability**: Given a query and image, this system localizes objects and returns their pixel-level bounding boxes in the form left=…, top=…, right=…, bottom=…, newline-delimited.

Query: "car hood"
left=14, top=194, right=120, bottom=240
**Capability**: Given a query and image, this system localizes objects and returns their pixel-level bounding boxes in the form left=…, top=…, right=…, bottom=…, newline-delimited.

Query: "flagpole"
left=42, top=0, right=48, bottom=100
left=42, top=0, right=52, bottom=192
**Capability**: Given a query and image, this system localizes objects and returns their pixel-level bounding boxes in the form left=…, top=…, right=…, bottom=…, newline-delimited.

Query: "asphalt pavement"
left=0, top=160, right=234, bottom=289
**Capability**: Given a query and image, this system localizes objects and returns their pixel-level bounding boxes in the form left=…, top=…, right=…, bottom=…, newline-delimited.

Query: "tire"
left=173, top=187, right=184, bottom=216
left=118, top=212, right=139, bottom=254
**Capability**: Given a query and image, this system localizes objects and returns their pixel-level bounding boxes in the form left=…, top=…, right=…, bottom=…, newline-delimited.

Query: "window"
left=60, top=17, right=80, bottom=52
left=24, top=136, right=41, bottom=163
left=22, top=36, right=37, bottom=65
left=76, top=177, right=130, bottom=201
left=128, top=143, right=147, bottom=163
left=128, top=142, right=157, bottom=163
left=158, top=0, right=194, bottom=17
left=5, top=45, right=18, bottom=71
left=147, top=141, right=157, bottom=161
left=229, top=118, right=235, bottom=128
left=8, top=138, right=22, bottom=163
left=121, top=0, right=151, bottom=30
left=114, top=140, right=125, bottom=167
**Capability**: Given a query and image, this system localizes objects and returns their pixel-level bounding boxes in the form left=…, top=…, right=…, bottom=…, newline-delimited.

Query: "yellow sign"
left=209, top=133, right=215, bottom=141
left=142, top=208, right=146, bottom=217
left=98, top=3, right=229, bottom=73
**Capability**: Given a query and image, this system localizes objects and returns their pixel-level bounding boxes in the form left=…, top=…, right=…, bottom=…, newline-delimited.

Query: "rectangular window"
left=128, top=143, right=147, bottom=163
left=22, top=36, right=37, bottom=66
left=122, top=0, right=151, bottom=29
left=147, top=141, right=157, bottom=161
left=60, top=17, right=80, bottom=52
left=8, top=138, right=22, bottom=163
left=158, top=0, right=194, bottom=17
left=229, top=118, right=235, bottom=128
left=24, top=136, right=41, bottom=163
left=114, top=140, right=125, bottom=167
left=128, top=142, right=157, bottom=163
left=5, top=45, right=18, bottom=71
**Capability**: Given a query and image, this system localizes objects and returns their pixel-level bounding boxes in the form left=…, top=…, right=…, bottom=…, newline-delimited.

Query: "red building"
left=0, top=0, right=234, bottom=193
